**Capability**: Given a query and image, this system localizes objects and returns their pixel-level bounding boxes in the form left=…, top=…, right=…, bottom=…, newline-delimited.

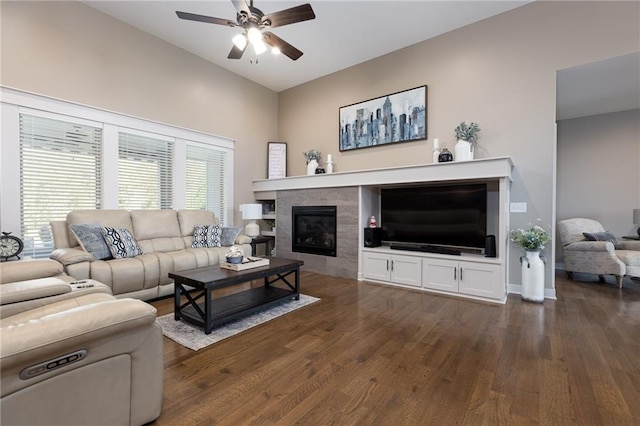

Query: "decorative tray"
left=220, top=257, right=270, bottom=271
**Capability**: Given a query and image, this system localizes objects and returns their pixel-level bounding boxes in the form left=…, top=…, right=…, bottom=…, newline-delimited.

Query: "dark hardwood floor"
left=150, top=271, right=640, bottom=425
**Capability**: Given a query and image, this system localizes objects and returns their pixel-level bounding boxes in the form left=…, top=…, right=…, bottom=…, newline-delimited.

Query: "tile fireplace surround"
left=253, top=158, right=514, bottom=281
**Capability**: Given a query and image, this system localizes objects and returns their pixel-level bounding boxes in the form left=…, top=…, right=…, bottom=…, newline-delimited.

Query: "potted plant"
left=303, top=150, right=321, bottom=175
left=454, top=121, right=481, bottom=161
left=510, top=224, right=550, bottom=303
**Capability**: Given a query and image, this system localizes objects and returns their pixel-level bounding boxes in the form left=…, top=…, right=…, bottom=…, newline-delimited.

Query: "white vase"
left=306, top=159, right=318, bottom=175
left=521, top=249, right=545, bottom=303
left=454, top=139, right=473, bottom=161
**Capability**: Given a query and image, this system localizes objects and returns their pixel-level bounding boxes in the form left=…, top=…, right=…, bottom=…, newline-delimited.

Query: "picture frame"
left=339, top=85, right=427, bottom=152
left=267, top=142, right=287, bottom=179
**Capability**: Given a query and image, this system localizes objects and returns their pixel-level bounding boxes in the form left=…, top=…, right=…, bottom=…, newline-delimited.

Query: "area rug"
left=156, top=294, right=320, bottom=351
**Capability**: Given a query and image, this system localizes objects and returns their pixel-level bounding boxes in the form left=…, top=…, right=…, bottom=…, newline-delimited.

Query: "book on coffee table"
left=220, top=257, right=270, bottom=271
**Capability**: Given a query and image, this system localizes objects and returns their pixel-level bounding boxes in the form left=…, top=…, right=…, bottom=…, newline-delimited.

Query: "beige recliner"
left=0, top=260, right=163, bottom=426
left=557, top=218, right=640, bottom=288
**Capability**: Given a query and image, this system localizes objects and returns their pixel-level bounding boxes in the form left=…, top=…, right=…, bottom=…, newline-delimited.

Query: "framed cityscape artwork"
left=339, top=85, right=427, bottom=152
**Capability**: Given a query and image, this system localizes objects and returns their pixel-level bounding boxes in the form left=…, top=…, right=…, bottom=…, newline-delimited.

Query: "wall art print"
left=339, top=85, right=427, bottom=152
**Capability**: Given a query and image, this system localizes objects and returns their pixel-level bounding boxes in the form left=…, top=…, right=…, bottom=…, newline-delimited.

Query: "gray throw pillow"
left=221, top=227, right=243, bottom=246
left=583, top=231, right=623, bottom=249
left=70, top=223, right=112, bottom=260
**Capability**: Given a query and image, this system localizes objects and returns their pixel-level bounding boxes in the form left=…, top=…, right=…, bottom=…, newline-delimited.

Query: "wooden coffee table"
left=169, top=257, right=304, bottom=334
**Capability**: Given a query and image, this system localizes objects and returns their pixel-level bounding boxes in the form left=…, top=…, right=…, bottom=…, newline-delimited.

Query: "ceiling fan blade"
left=231, top=0, right=250, bottom=16
left=176, top=11, right=237, bottom=27
left=227, top=43, right=246, bottom=60
left=263, top=31, right=303, bottom=61
left=263, top=4, right=315, bottom=28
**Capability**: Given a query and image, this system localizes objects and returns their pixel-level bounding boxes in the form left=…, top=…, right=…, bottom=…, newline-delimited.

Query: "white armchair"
left=557, top=218, right=640, bottom=288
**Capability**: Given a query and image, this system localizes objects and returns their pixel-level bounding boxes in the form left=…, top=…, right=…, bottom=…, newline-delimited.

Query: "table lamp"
left=240, top=204, right=262, bottom=238
left=634, top=208, right=640, bottom=237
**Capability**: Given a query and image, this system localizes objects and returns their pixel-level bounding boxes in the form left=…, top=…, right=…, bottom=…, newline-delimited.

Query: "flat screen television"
left=381, top=183, right=487, bottom=251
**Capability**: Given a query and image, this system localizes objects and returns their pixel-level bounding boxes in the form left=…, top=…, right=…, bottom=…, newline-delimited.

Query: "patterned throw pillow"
left=191, top=225, right=222, bottom=248
left=70, top=223, right=112, bottom=260
left=583, top=231, right=623, bottom=249
left=221, top=227, right=242, bottom=246
left=101, top=227, right=143, bottom=259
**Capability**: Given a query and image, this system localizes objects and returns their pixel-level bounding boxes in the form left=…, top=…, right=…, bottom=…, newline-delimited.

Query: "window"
left=186, top=144, right=227, bottom=224
left=20, top=113, right=102, bottom=258
left=118, top=131, right=174, bottom=209
left=3, top=88, right=235, bottom=258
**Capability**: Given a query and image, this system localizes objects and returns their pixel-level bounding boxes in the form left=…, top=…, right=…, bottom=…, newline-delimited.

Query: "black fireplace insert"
left=292, top=206, right=337, bottom=257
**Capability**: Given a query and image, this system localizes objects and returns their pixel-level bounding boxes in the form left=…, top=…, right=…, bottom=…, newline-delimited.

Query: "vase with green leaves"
left=454, top=121, right=481, bottom=161
left=303, top=150, right=321, bottom=175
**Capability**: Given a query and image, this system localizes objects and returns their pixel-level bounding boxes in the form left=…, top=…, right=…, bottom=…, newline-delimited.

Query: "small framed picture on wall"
left=267, top=142, right=287, bottom=179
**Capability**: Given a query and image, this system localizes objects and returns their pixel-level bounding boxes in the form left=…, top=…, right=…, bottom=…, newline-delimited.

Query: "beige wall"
left=556, top=109, right=640, bottom=262
left=277, top=1, right=640, bottom=288
left=0, top=0, right=278, bottom=223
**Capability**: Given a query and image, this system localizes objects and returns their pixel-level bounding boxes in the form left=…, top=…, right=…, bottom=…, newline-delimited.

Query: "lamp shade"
left=240, top=204, right=263, bottom=220
left=634, top=208, right=640, bottom=225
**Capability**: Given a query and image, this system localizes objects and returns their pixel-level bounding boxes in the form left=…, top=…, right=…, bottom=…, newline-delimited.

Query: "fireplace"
left=292, top=206, right=337, bottom=257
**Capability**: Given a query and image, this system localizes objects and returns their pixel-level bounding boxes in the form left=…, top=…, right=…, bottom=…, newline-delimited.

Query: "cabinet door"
left=363, top=252, right=391, bottom=282
left=422, top=258, right=459, bottom=293
left=458, top=261, right=501, bottom=300
left=390, top=255, right=421, bottom=287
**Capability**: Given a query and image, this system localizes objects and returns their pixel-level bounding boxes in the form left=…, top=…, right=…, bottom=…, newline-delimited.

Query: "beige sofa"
left=50, top=209, right=252, bottom=300
left=0, top=260, right=163, bottom=425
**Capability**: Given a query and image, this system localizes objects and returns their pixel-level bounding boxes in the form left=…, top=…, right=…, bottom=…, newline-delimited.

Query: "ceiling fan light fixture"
left=232, top=33, right=247, bottom=50
left=253, top=39, right=267, bottom=55
left=247, top=27, right=263, bottom=44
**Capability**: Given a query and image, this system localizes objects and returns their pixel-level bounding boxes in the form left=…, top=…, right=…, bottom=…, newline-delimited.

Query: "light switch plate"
left=510, top=202, right=527, bottom=213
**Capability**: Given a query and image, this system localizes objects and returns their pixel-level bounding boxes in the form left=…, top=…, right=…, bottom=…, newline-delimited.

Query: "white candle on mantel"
left=433, top=138, right=440, bottom=150
left=327, top=154, right=332, bottom=162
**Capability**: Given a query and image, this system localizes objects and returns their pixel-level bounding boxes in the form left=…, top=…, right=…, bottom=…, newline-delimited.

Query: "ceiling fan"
left=176, top=0, right=316, bottom=61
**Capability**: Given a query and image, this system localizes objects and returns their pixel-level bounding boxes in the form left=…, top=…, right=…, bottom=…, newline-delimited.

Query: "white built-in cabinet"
left=252, top=157, right=513, bottom=304
left=362, top=252, right=421, bottom=287
left=362, top=248, right=503, bottom=302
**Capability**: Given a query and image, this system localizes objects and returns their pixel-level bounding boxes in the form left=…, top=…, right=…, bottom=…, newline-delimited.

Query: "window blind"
left=186, top=144, right=227, bottom=225
left=20, top=113, right=102, bottom=258
left=118, top=132, right=174, bottom=210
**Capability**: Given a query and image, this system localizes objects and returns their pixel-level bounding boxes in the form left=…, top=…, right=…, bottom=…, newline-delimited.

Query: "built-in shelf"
left=251, top=158, right=514, bottom=303
left=262, top=214, right=276, bottom=220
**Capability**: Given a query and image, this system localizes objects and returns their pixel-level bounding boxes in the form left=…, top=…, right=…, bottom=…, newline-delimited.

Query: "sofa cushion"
left=131, top=209, right=181, bottom=240
left=178, top=210, right=219, bottom=237
left=221, top=227, right=243, bottom=246
left=102, top=227, right=143, bottom=259
left=191, top=225, right=221, bottom=248
left=70, top=224, right=112, bottom=260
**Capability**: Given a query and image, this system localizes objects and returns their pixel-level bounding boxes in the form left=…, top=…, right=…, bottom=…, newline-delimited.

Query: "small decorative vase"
left=438, top=148, right=453, bottom=162
left=520, top=249, right=545, bottom=303
left=454, top=139, right=473, bottom=161
left=306, top=159, right=318, bottom=175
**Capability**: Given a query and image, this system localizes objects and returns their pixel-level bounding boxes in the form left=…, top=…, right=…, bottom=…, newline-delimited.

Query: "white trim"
left=1, top=86, right=235, bottom=149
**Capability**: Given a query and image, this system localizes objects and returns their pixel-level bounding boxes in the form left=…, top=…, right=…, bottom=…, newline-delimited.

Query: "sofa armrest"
left=50, top=248, right=93, bottom=266
left=0, top=259, right=64, bottom=284
left=619, top=240, right=640, bottom=250
left=1, top=296, right=157, bottom=359
left=235, top=234, right=252, bottom=244
left=564, top=241, right=615, bottom=252
left=0, top=278, right=71, bottom=306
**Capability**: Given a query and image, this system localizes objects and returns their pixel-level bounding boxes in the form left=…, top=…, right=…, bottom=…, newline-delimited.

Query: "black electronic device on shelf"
left=389, top=244, right=462, bottom=256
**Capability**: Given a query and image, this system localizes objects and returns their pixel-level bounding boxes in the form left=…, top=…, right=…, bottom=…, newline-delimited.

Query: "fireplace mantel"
left=252, top=157, right=513, bottom=194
